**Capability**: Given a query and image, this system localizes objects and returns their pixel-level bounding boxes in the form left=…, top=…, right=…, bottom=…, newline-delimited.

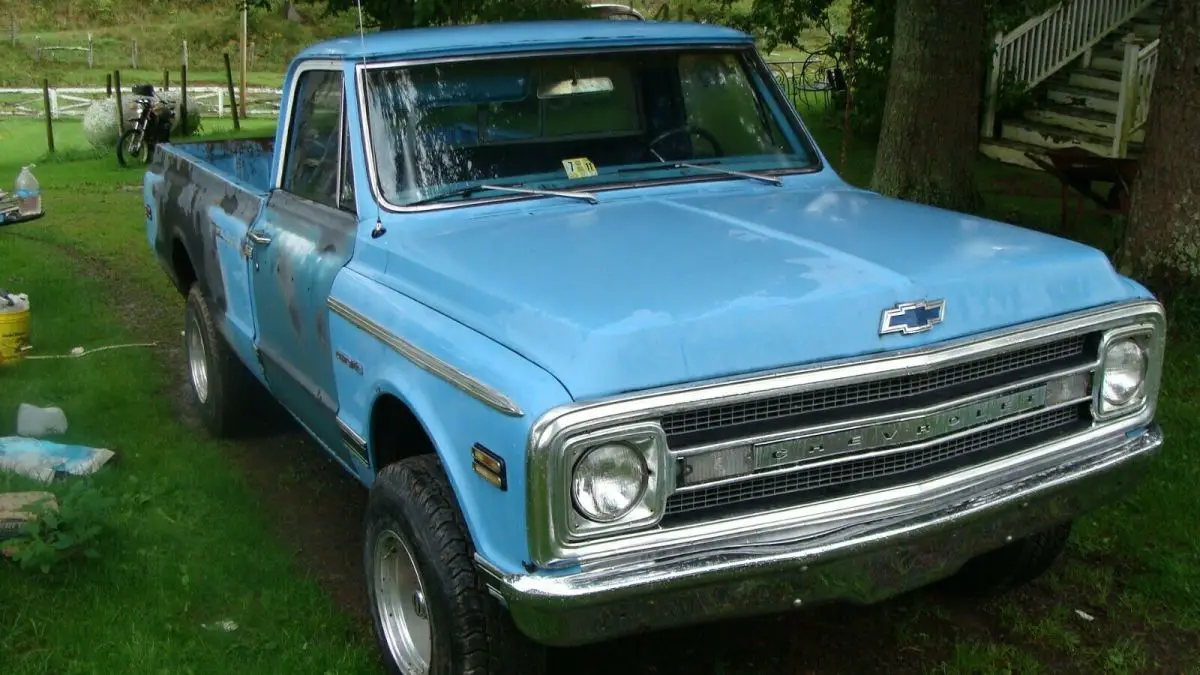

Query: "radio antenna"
left=354, top=0, right=367, bottom=49
left=353, top=0, right=386, bottom=238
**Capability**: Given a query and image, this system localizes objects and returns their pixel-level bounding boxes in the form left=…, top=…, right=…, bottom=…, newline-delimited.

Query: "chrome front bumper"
left=479, top=424, right=1162, bottom=647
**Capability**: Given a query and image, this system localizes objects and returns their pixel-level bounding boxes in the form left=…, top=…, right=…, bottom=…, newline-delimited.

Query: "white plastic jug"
left=16, top=403, right=68, bottom=437
left=15, top=165, right=40, bottom=217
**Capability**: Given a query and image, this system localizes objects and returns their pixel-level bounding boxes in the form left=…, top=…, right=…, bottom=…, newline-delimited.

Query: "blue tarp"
left=0, top=437, right=115, bottom=483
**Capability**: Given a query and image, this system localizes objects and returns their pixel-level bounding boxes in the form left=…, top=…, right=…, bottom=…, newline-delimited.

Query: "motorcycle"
left=117, top=84, right=176, bottom=167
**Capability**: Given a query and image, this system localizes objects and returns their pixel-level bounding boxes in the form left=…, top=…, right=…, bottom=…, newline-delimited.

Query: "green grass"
left=0, top=129, right=378, bottom=673
left=1, top=98, right=1199, bottom=674
left=0, top=117, right=279, bottom=167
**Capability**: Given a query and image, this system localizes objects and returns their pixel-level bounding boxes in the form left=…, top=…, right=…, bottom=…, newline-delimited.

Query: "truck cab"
left=145, top=20, right=1165, bottom=675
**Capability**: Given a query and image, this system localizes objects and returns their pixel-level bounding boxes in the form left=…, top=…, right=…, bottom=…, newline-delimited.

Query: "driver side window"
left=282, top=69, right=346, bottom=209
left=677, top=54, right=785, bottom=158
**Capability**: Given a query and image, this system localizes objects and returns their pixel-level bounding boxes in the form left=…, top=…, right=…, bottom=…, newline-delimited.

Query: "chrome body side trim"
left=327, top=297, right=524, bottom=417
left=338, top=416, right=368, bottom=448
left=487, top=423, right=1162, bottom=646
left=526, top=300, right=1166, bottom=568
left=338, top=417, right=369, bottom=465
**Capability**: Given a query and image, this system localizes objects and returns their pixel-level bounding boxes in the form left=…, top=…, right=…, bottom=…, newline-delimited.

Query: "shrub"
left=4, top=481, right=114, bottom=573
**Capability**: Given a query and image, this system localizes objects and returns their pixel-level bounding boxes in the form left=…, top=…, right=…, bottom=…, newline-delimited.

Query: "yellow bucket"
left=0, top=293, right=31, bottom=366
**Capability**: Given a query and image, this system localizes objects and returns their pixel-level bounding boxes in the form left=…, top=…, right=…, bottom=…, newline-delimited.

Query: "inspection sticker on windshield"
left=562, top=157, right=598, bottom=180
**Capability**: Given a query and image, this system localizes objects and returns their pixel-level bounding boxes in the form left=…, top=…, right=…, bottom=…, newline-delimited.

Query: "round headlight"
left=1101, top=339, right=1147, bottom=407
left=571, top=443, right=648, bottom=523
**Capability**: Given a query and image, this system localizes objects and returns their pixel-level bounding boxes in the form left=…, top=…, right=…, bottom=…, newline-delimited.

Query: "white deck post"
left=1111, top=32, right=1141, bottom=157
left=981, top=32, right=1004, bottom=139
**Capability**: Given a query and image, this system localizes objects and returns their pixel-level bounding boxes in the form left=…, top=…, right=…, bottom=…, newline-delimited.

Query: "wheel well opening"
left=370, top=395, right=436, bottom=472
left=171, top=239, right=197, bottom=296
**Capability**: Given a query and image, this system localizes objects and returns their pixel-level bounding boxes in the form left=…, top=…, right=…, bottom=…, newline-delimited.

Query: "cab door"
left=245, top=65, right=359, bottom=455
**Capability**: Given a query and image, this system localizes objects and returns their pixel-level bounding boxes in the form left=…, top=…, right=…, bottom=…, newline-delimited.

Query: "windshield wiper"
left=632, top=150, right=783, bottom=187
left=407, top=184, right=513, bottom=206
left=669, top=160, right=783, bottom=186
left=407, top=183, right=597, bottom=207
left=474, top=184, right=598, bottom=204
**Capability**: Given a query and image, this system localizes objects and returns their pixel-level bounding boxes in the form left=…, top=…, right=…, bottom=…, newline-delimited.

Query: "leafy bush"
left=4, top=481, right=114, bottom=573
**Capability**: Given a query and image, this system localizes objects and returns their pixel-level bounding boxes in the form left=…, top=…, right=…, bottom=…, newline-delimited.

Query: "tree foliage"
left=321, top=0, right=589, bottom=29
left=737, top=0, right=1060, bottom=136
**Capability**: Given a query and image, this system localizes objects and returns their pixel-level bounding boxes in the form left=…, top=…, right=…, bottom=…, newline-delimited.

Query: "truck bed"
left=145, top=137, right=275, bottom=319
left=171, top=137, right=276, bottom=193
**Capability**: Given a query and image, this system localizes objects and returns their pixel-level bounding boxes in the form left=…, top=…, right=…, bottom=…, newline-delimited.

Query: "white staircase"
left=979, top=0, right=1164, bottom=170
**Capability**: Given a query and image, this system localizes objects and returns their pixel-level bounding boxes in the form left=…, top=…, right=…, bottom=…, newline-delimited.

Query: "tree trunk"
left=869, top=0, right=985, bottom=212
left=1123, top=0, right=1200, bottom=299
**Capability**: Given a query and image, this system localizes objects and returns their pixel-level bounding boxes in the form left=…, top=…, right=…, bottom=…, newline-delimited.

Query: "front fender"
left=327, top=267, right=573, bottom=574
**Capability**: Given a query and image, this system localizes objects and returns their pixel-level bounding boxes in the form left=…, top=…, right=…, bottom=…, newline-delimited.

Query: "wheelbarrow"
left=1024, top=147, right=1138, bottom=260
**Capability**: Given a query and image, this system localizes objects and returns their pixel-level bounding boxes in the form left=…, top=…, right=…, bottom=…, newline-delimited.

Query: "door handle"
left=246, top=230, right=273, bottom=246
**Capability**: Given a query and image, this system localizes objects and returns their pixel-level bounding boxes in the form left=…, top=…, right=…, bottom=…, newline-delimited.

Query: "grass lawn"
left=0, top=120, right=378, bottom=674
left=1, top=106, right=1198, bottom=674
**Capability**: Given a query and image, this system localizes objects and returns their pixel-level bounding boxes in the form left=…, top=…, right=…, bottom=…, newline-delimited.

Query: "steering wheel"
left=648, top=124, right=725, bottom=160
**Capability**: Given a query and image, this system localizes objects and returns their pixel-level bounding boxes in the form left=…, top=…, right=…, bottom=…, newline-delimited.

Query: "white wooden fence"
left=0, top=86, right=282, bottom=119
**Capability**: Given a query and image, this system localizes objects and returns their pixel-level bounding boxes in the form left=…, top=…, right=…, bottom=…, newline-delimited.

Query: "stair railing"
left=1111, top=35, right=1159, bottom=156
left=981, top=0, right=1157, bottom=138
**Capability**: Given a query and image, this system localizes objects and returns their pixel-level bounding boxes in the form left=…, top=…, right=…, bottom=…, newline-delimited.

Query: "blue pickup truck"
left=145, top=20, right=1166, bottom=675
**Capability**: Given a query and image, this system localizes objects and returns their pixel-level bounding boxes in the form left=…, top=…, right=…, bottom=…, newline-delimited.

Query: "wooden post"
left=131, top=39, right=138, bottom=69
left=87, top=33, right=93, bottom=68
left=240, top=3, right=249, bottom=119
left=223, top=52, right=241, bottom=130
left=106, top=73, right=112, bottom=97
left=981, top=31, right=1004, bottom=139
left=114, top=69, right=124, bottom=131
left=42, top=79, right=54, bottom=153
left=1112, top=33, right=1142, bottom=158
left=163, top=68, right=169, bottom=91
left=181, top=64, right=189, bottom=137
left=182, top=40, right=188, bottom=69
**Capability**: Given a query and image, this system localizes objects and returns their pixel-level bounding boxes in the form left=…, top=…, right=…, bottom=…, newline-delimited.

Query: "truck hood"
left=381, top=184, right=1136, bottom=400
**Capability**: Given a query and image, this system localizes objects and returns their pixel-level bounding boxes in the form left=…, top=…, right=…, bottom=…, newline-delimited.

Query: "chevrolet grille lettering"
left=753, top=384, right=1049, bottom=471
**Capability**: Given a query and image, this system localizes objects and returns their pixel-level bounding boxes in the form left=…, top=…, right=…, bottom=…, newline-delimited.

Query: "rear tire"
left=365, top=455, right=546, bottom=675
left=945, top=521, right=1073, bottom=595
left=183, top=284, right=257, bottom=437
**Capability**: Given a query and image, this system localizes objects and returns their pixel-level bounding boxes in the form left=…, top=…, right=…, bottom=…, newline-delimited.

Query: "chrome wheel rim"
left=186, top=314, right=209, bottom=404
left=374, top=529, right=432, bottom=673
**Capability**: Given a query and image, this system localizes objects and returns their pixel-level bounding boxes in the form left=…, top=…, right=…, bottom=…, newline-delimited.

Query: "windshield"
left=362, top=48, right=818, bottom=207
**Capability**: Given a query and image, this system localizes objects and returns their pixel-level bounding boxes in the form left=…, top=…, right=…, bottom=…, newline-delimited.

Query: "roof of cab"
left=295, top=20, right=752, bottom=62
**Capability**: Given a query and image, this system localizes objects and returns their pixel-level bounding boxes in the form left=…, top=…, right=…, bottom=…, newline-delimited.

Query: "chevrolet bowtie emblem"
left=880, top=299, right=946, bottom=336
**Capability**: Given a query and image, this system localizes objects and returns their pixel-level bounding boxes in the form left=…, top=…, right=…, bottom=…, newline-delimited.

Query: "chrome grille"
left=664, top=405, right=1085, bottom=517
left=660, top=336, right=1089, bottom=438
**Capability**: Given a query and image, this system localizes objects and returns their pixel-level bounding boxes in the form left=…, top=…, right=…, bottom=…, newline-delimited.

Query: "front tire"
left=365, top=455, right=546, bottom=675
left=183, top=284, right=256, bottom=437
left=117, top=129, right=149, bottom=167
left=945, top=521, right=1073, bottom=595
